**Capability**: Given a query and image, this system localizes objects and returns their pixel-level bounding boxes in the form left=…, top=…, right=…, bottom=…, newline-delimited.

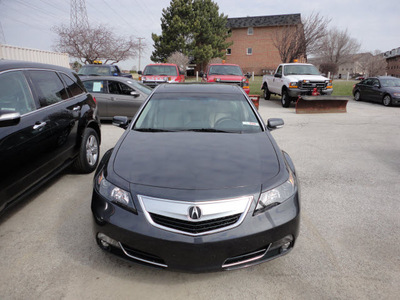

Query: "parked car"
left=78, top=64, right=132, bottom=78
left=91, top=83, right=300, bottom=272
left=353, top=76, right=400, bottom=106
left=81, top=76, right=151, bottom=120
left=138, top=63, right=185, bottom=88
left=0, top=60, right=101, bottom=216
left=200, top=62, right=251, bottom=94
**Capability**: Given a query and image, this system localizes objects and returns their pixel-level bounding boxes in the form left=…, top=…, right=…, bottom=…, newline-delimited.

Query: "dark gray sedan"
left=352, top=76, right=400, bottom=106
left=81, top=76, right=152, bottom=119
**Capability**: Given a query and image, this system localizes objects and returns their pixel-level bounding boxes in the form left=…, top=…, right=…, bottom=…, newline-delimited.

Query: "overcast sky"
left=0, top=0, right=399, bottom=70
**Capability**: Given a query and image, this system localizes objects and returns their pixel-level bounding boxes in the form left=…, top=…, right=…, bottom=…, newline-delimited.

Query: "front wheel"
left=382, top=94, right=392, bottom=106
left=281, top=90, right=291, bottom=108
left=72, top=128, right=100, bottom=173
left=354, top=90, right=361, bottom=101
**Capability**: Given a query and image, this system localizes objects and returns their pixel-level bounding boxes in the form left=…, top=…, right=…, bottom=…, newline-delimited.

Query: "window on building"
left=246, top=48, right=253, bottom=55
left=226, top=48, right=232, bottom=55
left=247, top=27, right=253, bottom=35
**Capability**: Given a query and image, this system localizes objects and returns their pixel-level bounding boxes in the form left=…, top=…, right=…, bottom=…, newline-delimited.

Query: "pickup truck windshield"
left=209, top=65, right=243, bottom=76
left=78, top=66, right=112, bottom=76
left=143, top=66, right=178, bottom=76
left=284, top=65, right=320, bottom=76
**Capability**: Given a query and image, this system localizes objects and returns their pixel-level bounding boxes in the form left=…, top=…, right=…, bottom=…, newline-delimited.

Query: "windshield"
left=284, top=65, right=320, bottom=76
left=127, top=80, right=152, bottom=94
left=134, top=93, right=261, bottom=133
left=143, top=65, right=178, bottom=76
left=78, top=66, right=112, bottom=76
left=209, top=65, right=243, bottom=76
left=380, top=78, right=400, bottom=87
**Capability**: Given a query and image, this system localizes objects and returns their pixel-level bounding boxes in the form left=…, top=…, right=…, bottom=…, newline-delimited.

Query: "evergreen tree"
left=151, top=0, right=231, bottom=68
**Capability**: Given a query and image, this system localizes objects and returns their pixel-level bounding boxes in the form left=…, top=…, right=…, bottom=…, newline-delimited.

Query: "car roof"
left=0, top=59, right=73, bottom=73
left=208, top=63, right=240, bottom=67
left=82, top=64, right=114, bottom=67
left=80, top=75, right=133, bottom=82
left=153, top=83, right=244, bottom=94
left=145, top=63, right=177, bottom=66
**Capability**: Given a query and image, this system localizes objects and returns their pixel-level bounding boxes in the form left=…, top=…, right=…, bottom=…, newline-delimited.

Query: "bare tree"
left=319, top=27, right=360, bottom=66
left=53, top=24, right=142, bottom=64
left=167, top=51, right=190, bottom=73
left=359, top=50, right=387, bottom=77
left=272, top=12, right=330, bottom=63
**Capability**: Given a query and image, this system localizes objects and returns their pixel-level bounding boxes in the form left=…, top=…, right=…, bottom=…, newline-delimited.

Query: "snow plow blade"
left=296, top=96, right=350, bottom=114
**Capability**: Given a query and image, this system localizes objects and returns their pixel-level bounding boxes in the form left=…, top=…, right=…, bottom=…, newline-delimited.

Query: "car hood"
left=113, top=131, right=280, bottom=190
left=384, top=87, right=400, bottom=94
left=286, top=74, right=328, bottom=82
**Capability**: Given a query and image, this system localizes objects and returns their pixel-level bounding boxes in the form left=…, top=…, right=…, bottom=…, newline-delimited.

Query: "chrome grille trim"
left=119, top=242, right=168, bottom=268
left=222, top=243, right=271, bottom=268
left=138, top=195, right=253, bottom=236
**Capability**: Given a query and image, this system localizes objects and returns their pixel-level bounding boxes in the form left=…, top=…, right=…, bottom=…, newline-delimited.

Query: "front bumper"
left=91, top=190, right=300, bottom=272
left=288, top=88, right=333, bottom=98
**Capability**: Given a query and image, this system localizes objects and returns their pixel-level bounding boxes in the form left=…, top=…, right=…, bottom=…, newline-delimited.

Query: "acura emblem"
left=188, top=206, right=201, bottom=220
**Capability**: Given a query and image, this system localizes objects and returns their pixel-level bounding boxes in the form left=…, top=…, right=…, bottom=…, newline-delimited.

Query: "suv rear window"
left=60, top=73, right=84, bottom=97
left=28, top=70, right=68, bottom=106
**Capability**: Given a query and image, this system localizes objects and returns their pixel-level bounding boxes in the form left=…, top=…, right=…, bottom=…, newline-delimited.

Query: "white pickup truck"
left=261, top=63, right=333, bottom=107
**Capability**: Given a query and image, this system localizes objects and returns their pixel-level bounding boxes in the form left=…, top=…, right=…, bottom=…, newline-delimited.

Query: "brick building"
left=225, top=14, right=302, bottom=75
left=384, top=47, right=400, bottom=78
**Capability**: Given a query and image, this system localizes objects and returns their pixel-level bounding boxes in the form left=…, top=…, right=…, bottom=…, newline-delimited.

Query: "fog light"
left=280, top=241, right=291, bottom=253
left=97, top=233, right=120, bottom=251
left=270, top=235, right=294, bottom=253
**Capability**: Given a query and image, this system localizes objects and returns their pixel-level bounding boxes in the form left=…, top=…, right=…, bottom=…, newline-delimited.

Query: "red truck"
left=201, top=62, right=251, bottom=94
left=138, top=63, right=185, bottom=88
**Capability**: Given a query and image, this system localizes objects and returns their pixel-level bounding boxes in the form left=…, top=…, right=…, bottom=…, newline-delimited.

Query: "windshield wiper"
left=134, top=128, right=175, bottom=132
left=182, top=128, right=238, bottom=133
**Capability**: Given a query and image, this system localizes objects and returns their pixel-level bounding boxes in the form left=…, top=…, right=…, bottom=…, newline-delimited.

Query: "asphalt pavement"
left=0, top=97, right=399, bottom=299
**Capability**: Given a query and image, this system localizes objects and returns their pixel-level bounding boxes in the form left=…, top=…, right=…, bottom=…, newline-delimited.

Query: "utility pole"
left=70, top=0, right=89, bottom=30
left=137, top=37, right=145, bottom=71
left=0, top=22, right=6, bottom=44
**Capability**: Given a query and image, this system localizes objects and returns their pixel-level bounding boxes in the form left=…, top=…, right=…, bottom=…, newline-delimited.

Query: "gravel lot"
left=1, top=98, right=399, bottom=299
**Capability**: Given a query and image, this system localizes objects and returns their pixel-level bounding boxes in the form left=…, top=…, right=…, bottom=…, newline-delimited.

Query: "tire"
left=263, top=85, right=271, bottom=100
left=281, top=90, right=291, bottom=108
left=382, top=94, right=392, bottom=107
left=354, top=90, right=361, bottom=101
left=72, top=128, right=100, bottom=173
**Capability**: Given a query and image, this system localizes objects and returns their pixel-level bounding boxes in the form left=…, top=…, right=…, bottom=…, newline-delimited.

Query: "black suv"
left=0, top=60, right=101, bottom=215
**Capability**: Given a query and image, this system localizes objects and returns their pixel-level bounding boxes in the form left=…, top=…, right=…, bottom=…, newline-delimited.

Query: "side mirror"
left=274, top=73, right=282, bottom=78
left=112, top=116, right=129, bottom=129
left=0, top=112, right=21, bottom=127
left=267, top=118, right=284, bottom=131
left=179, top=70, right=185, bottom=76
left=130, top=91, right=140, bottom=97
left=245, top=72, right=251, bottom=79
left=199, top=71, right=204, bottom=77
left=374, top=83, right=380, bottom=88
left=138, top=71, right=142, bottom=75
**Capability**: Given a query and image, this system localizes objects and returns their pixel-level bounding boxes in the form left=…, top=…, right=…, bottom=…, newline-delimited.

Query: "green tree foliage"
left=151, top=0, right=231, bottom=68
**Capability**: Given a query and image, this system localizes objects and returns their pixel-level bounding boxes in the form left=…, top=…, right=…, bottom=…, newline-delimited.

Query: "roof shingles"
left=227, top=13, right=301, bottom=28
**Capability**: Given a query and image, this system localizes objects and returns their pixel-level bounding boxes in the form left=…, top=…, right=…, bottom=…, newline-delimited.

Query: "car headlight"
left=255, top=171, right=296, bottom=212
left=96, top=171, right=136, bottom=212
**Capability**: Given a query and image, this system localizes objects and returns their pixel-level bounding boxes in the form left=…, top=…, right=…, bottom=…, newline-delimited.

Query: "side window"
left=0, top=71, right=36, bottom=115
left=246, top=48, right=253, bottom=55
left=119, top=82, right=134, bottom=95
left=82, top=80, right=105, bottom=93
left=276, top=66, right=283, bottom=76
left=28, top=70, right=68, bottom=106
left=60, top=73, right=84, bottom=97
left=108, top=81, right=121, bottom=94
left=226, top=48, right=232, bottom=55
left=247, top=27, right=253, bottom=35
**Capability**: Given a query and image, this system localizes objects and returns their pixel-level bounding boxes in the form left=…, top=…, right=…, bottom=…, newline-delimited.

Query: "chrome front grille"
left=138, top=195, right=253, bottom=236
left=150, top=213, right=241, bottom=234
left=300, top=81, right=326, bottom=89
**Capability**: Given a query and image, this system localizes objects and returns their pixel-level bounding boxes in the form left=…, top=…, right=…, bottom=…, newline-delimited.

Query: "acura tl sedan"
left=91, top=83, right=300, bottom=272
left=81, top=76, right=151, bottom=120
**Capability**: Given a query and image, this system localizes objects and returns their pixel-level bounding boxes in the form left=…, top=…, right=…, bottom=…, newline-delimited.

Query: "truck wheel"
left=263, top=85, right=271, bottom=100
left=281, top=90, right=291, bottom=108
left=72, top=128, right=100, bottom=173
